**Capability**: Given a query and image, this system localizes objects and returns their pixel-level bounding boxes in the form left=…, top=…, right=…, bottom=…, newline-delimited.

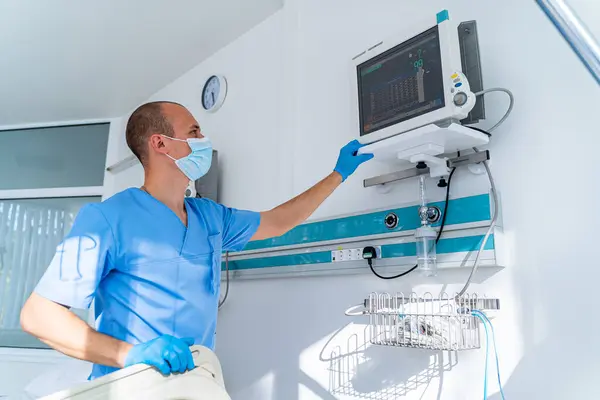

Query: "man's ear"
left=149, top=134, right=168, bottom=154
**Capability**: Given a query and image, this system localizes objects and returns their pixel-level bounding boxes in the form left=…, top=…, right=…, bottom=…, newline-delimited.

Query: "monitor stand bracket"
left=363, top=150, right=490, bottom=188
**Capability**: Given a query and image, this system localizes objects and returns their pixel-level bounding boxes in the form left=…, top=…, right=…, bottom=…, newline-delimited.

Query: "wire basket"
left=361, top=292, right=500, bottom=351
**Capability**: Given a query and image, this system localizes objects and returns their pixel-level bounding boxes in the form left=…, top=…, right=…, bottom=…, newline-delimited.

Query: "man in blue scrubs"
left=20, top=101, right=373, bottom=380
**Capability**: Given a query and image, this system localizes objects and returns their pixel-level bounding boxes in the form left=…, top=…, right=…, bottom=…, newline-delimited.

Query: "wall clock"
left=202, top=75, right=228, bottom=113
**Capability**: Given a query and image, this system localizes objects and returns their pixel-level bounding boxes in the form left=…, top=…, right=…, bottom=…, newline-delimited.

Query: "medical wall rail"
left=223, top=192, right=504, bottom=279
left=347, top=292, right=500, bottom=351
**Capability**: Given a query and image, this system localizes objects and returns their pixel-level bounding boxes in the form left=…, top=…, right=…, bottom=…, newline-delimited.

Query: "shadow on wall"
left=321, top=325, right=457, bottom=400
left=485, top=253, right=600, bottom=400
left=217, top=272, right=490, bottom=400
left=487, top=339, right=600, bottom=400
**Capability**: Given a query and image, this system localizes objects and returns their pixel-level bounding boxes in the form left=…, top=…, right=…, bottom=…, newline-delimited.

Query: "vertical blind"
left=0, top=197, right=100, bottom=347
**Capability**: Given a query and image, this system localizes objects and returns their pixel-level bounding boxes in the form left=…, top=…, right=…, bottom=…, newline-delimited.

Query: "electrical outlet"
left=331, top=248, right=364, bottom=262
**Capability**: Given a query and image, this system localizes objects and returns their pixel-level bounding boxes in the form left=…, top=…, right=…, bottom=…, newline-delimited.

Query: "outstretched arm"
left=252, top=140, right=373, bottom=240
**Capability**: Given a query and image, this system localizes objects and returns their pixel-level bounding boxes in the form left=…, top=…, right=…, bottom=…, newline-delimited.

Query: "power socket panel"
left=331, top=247, right=381, bottom=262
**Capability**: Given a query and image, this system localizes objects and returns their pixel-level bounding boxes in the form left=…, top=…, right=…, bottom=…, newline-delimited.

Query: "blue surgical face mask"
left=163, top=135, right=213, bottom=181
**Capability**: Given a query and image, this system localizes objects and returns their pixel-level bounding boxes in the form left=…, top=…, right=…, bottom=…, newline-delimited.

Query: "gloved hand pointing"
left=124, top=335, right=195, bottom=375
left=334, top=140, right=374, bottom=182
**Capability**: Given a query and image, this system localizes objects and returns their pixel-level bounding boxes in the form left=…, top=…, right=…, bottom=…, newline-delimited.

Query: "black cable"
left=368, top=257, right=415, bottom=279
left=368, top=166, right=457, bottom=280
left=465, top=126, right=492, bottom=137
left=436, top=166, right=456, bottom=242
left=218, top=252, right=230, bottom=309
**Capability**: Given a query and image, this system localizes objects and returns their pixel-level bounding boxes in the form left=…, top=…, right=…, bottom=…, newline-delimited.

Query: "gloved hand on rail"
left=124, top=335, right=195, bottom=375
left=334, top=140, right=374, bottom=182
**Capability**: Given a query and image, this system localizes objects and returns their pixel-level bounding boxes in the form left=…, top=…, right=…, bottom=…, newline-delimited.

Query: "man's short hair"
left=125, top=101, right=182, bottom=165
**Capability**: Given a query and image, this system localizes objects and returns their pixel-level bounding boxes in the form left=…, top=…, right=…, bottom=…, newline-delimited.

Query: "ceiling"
left=0, top=0, right=282, bottom=127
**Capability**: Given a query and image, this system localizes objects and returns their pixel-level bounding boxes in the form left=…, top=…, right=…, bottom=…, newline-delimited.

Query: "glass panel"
left=0, top=196, right=100, bottom=348
left=0, top=123, right=109, bottom=190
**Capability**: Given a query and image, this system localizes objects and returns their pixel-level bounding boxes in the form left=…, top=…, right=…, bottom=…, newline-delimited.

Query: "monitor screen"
left=357, top=26, right=445, bottom=136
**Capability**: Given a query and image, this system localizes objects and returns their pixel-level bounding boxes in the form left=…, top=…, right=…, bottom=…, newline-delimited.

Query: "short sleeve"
left=34, top=204, right=114, bottom=309
left=220, top=205, right=261, bottom=252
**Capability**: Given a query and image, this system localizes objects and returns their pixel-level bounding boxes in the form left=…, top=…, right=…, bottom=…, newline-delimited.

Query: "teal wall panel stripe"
left=437, top=234, right=494, bottom=253
left=225, top=235, right=494, bottom=271
left=244, top=194, right=490, bottom=251
left=381, top=234, right=495, bottom=258
left=225, top=251, right=332, bottom=271
left=433, top=194, right=490, bottom=227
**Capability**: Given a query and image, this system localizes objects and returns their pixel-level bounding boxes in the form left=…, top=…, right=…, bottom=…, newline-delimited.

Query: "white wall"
left=103, top=0, right=600, bottom=399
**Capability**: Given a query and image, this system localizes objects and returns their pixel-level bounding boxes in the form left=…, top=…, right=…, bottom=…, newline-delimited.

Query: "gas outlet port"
left=385, top=212, right=398, bottom=229
left=426, top=206, right=441, bottom=224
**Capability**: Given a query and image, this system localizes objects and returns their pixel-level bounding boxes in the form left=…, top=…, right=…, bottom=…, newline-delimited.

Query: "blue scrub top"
left=34, top=188, right=260, bottom=380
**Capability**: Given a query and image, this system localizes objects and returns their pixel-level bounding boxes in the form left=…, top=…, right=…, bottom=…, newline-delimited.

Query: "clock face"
left=202, top=76, right=221, bottom=110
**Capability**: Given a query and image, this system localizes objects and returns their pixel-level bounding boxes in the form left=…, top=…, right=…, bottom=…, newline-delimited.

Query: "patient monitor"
left=353, top=10, right=489, bottom=177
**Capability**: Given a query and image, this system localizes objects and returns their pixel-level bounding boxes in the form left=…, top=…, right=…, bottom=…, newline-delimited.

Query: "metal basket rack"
left=349, top=292, right=500, bottom=351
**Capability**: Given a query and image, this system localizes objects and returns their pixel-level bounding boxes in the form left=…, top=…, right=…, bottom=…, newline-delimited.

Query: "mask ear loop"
left=161, top=134, right=188, bottom=162
left=161, top=134, right=187, bottom=142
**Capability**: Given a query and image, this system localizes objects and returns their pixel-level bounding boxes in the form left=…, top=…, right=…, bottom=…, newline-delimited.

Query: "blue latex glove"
left=334, top=140, right=374, bottom=182
left=124, top=335, right=195, bottom=375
